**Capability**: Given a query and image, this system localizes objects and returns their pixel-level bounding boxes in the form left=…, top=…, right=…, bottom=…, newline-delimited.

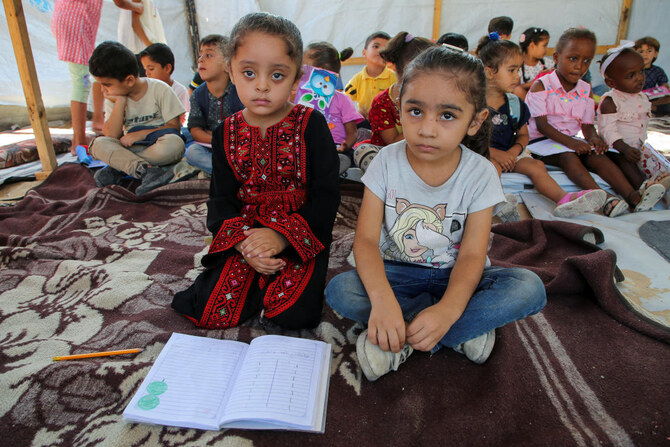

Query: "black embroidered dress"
left=172, top=105, right=340, bottom=329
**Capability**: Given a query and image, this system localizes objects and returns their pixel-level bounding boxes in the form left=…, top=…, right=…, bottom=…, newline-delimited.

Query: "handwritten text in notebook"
left=225, top=339, right=316, bottom=417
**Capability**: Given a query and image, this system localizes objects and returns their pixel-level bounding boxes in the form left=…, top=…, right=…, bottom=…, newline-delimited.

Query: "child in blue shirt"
left=186, top=35, right=244, bottom=175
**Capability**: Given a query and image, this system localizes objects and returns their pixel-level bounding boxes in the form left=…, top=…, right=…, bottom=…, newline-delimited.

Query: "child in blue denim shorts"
left=325, top=46, right=547, bottom=382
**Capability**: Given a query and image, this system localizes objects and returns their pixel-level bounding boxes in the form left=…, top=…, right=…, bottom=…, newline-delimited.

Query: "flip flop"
left=634, top=182, right=666, bottom=212
left=602, top=196, right=629, bottom=217
left=553, top=189, right=607, bottom=218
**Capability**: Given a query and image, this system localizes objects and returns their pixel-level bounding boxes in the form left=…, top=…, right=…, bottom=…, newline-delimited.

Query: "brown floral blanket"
left=1, top=164, right=668, bottom=446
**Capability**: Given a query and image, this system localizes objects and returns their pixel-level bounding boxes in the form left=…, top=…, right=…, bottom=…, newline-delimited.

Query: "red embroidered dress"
left=368, top=89, right=401, bottom=147
left=172, top=105, right=340, bottom=329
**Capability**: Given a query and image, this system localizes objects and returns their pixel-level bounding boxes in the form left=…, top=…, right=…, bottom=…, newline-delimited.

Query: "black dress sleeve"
left=255, top=110, right=341, bottom=262
left=297, top=110, right=341, bottom=246
left=205, top=120, right=248, bottom=255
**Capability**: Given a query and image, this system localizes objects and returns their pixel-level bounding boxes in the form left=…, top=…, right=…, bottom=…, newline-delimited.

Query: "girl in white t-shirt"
left=326, top=47, right=546, bottom=381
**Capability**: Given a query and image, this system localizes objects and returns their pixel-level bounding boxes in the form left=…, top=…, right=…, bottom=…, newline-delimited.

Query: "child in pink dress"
left=526, top=28, right=655, bottom=216
left=597, top=43, right=668, bottom=206
left=301, top=42, right=363, bottom=174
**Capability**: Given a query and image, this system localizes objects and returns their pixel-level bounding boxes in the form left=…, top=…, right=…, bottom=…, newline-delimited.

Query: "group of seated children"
left=166, top=13, right=545, bottom=384
left=86, top=11, right=668, bottom=385
left=88, top=14, right=669, bottom=210
left=351, top=18, right=668, bottom=219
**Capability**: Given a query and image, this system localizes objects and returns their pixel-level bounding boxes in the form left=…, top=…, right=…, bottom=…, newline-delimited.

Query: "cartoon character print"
left=297, top=66, right=338, bottom=112
left=383, top=198, right=464, bottom=267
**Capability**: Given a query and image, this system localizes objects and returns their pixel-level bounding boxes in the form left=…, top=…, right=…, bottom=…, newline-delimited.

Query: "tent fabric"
left=1, top=0, right=668, bottom=108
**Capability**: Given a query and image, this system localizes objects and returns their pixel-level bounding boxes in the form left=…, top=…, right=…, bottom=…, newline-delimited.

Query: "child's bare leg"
left=581, top=153, right=639, bottom=206
left=515, top=157, right=605, bottom=217
left=92, top=82, right=104, bottom=132
left=606, top=152, right=645, bottom=190
left=70, top=100, right=88, bottom=154
left=543, top=153, right=601, bottom=190
left=514, top=158, right=565, bottom=203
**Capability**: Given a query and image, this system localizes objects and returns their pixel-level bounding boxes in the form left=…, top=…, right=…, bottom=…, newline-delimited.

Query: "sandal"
left=602, top=196, right=629, bottom=217
left=553, top=189, right=607, bottom=218
left=634, top=180, right=666, bottom=212
left=650, top=172, right=670, bottom=191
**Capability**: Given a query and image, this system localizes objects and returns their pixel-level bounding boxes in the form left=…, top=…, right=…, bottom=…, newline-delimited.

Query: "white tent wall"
left=0, top=0, right=665, bottom=110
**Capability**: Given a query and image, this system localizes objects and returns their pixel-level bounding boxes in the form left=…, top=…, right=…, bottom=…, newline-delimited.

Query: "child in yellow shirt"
left=344, top=32, right=396, bottom=120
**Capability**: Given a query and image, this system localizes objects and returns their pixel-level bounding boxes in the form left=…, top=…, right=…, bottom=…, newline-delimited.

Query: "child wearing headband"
left=597, top=43, right=669, bottom=206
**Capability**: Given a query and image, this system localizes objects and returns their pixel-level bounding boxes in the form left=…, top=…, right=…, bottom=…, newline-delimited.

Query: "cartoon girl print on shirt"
left=383, top=198, right=464, bottom=266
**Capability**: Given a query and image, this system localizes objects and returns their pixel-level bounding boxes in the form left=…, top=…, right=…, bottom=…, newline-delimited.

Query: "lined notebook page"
left=222, top=335, right=326, bottom=428
left=124, top=333, right=248, bottom=430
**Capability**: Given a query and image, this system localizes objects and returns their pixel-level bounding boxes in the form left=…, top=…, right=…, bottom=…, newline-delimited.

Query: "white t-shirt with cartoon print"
left=362, top=140, right=505, bottom=269
left=104, top=78, right=185, bottom=134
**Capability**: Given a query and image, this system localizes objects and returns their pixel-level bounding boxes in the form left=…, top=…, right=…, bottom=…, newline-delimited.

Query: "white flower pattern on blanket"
left=0, top=178, right=362, bottom=446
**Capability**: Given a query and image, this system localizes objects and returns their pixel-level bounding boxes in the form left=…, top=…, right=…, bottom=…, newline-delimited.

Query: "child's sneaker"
left=94, top=166, right=126, bottom=187
left=136, top=166, right=174, bottom=196
left=553, top=189, right=606, bottom=218
left=634, top=181, right=665, bottom=212
left=496, top=193, right=521, bottom=223
left=356, top=329, right=413, bottom=381
left=454, top=329, right=496, bottom=364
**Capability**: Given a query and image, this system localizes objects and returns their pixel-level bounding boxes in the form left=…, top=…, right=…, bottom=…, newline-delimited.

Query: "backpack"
left=505, top=92, right=521, bottom=130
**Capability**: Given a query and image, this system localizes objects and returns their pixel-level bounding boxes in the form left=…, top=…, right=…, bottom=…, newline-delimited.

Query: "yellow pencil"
left=53, top=348, right=143, bottom=361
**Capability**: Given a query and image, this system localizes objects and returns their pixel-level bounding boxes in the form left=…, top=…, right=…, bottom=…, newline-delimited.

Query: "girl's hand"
left=336, top=143, right=348, bottom=153
left=570, top=138, right=592, bottom=155
left=589, top=135, right=608, bottom=155
left=406, top=304, right=458, bottom=352
left=621, top=145, right=642, bottom=163
left=234, top=240, right=286, bottom=274
left=490, top=149, right=516, bottom=172
left=244, top=254, right=286, bottom=275
left=240, top=228, right=289, bottom=258
left=367, top=297, right=406, bottom=353
left=130, top=0, right=144, bottom=14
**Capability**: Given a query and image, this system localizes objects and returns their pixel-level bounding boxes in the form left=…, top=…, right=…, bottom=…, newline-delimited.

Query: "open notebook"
left=123, top=333, right=332, bottom=433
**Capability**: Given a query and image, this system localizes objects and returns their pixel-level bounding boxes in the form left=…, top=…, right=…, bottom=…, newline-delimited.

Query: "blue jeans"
left=185, top=143, right=212, bottom=174
left=325, top=262, right=546, bottom=353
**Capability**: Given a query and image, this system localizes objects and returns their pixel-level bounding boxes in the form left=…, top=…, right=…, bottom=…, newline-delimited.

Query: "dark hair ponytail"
left=462, top=119, right=491, bottom=159
left=305, top=41, right=353, bottom=73
left=518, top=27, right=549, bottom=53
left=476, top=34, right=521, bottom=72
left=400, top=46, right=490, bottom=158
left=380, top=31, right=435, bottom=78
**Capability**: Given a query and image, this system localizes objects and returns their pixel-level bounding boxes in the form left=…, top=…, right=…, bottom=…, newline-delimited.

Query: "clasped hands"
left=491, top=149, right=517, bottom=172
left=367, top=297, right=459, bottom=353
left=235, top=228, right=289, bottom=275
